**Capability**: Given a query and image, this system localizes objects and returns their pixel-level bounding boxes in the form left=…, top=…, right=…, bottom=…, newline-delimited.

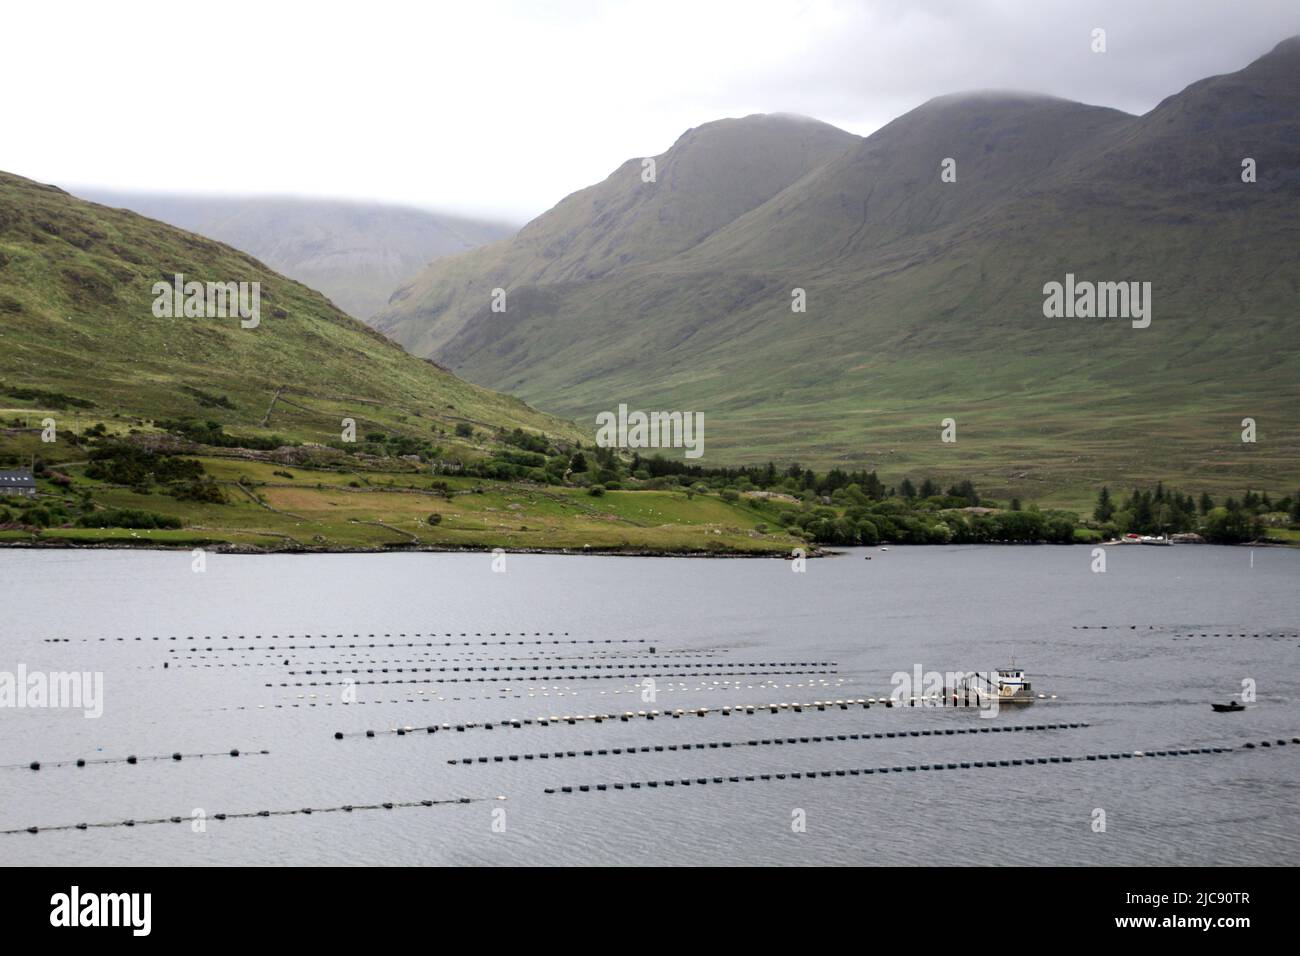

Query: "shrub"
left=76, top=508, right=182, bottom=529
left=158, top=418, right=290, bottom=450
left=501, top=428, right=551, bottom=454
left=1202, top=507, right=1259, bottom=543
left=169, top=478, right=226, bottom=504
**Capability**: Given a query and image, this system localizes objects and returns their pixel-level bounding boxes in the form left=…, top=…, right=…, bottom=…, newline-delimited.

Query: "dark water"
left=1, top=545, right=1296, bottom=866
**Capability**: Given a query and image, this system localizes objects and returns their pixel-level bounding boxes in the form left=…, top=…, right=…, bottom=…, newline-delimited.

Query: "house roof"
left=0, top=470, right=36, bottom=487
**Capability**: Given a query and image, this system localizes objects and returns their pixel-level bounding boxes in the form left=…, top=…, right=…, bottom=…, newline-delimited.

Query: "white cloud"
left=4, top=0, right=1298, bottom=222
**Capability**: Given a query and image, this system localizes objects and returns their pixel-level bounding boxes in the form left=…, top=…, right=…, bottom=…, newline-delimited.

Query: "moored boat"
left=953, top=666, right=1036, bottom=705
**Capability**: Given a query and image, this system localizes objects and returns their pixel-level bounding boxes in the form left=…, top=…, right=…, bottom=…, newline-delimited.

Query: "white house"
left=0, top=469, right=37, bottom=498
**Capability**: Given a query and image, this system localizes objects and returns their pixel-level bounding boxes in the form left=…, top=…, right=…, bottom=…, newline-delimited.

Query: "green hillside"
left=375, top=113, right=860, bottom=357
left=0, top=171, right=582, bottom=444
left=376, top=38, right=1300, bottom=509
left=0, top=171, right=800, bottom=553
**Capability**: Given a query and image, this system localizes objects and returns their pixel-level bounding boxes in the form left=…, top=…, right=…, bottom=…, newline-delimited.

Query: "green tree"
left=1202, top=507, right=1257, bottom=543
left=1093, top=486, right=1115, bottom=522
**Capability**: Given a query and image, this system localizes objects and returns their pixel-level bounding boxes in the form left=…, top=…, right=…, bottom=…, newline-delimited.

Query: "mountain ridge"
left=373, top=37, right=1300, bottom=502
left=374, top=112, right=861, bottom=355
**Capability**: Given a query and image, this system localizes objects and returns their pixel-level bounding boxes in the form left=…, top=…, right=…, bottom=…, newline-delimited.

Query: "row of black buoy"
left=272, top=669, right=835, bottom=688
left=287, top=660, right=833, bottom=676
left=1071, top=626, right=1297, bottom=638
left=157, top=639, right=648, bottom=653
left=329, top=696, right=951, bottom=738
left=448, top=722, right=1090, bottom=764
left=2, top=795, right=504, bottom=836
left=226, top=679, right=849, bottom=710
left=161, top=653, right=708, bottom=669
left=47, top=631, right=575, bottom=642
left=9, top=749, right=268, bottom=772
left=542, top=738, right=1298, bottom=794
left=46, top=632, right=644, bottom=645
left=232, top=695, right=514, bottom=710
left=169, top=650, right=716, bottom=665
left=1072, top=625, right=1163, bottom=630
left=1175, top=632, right=1296, bottom=639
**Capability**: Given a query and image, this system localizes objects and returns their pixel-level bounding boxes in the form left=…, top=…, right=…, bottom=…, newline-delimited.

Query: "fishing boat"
left=1210, top=701, right=1245, bottom=713
left=989, top=666, right=1035, bottom=702
left=954, top=666, right=1036, bottom=705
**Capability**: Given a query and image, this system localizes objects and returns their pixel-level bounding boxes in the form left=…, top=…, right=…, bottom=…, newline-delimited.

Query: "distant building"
left=0, top=469, right=36, bottom=498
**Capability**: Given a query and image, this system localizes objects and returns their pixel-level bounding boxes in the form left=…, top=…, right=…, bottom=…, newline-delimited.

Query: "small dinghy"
left=1210, top=701, right=1245, bottom=713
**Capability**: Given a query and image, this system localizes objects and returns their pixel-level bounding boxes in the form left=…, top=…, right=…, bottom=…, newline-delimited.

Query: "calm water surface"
left=1, top=545, right=1296, bottom=865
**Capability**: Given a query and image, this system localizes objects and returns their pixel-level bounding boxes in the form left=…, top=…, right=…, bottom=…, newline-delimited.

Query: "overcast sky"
left=5, top=0, right=1298, bottom=223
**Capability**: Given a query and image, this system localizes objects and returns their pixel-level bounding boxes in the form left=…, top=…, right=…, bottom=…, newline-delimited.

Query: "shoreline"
left=0, top=539, right=832, bottom=558
left=0, top=539, right=1289, bottom=557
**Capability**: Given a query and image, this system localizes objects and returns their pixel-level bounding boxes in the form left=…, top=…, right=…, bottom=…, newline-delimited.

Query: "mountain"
left=374, top=113, right=860, bottom=356
left=72, top=191, right=514, bottom=320
left=0, top=172, right=810, bottom=555
left=0, top=171, right=576, bottom=445
left=374, top=39, right=1300, bottom=504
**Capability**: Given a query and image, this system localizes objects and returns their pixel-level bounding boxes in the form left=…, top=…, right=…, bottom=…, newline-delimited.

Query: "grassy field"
left=0, top=439, right=804, bottom=554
